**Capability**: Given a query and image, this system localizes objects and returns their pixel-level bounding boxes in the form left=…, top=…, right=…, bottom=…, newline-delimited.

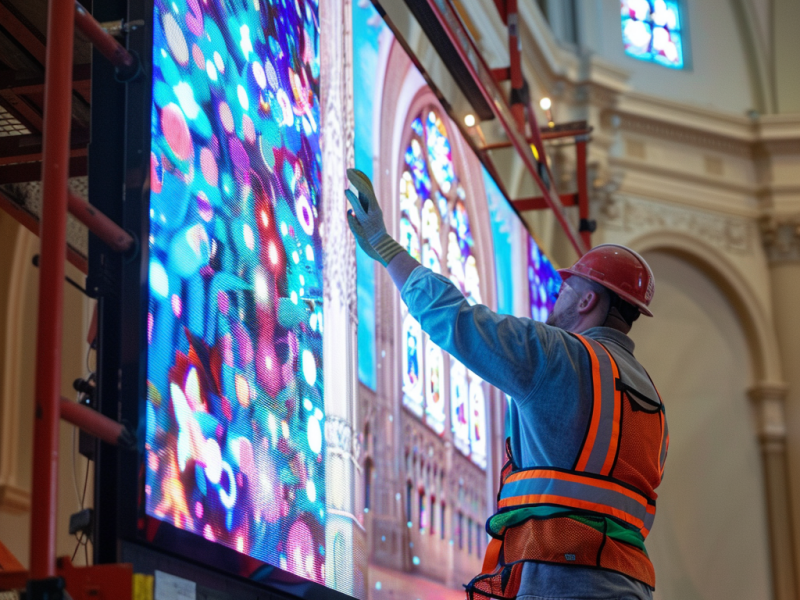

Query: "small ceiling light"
left=464, top=113, right=476, bottom=127
left=539, top=97, right=552, bottom=111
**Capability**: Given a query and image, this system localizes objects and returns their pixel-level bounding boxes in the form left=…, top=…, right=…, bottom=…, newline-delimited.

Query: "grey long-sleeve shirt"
left=400, top=266, right=657, bottom=599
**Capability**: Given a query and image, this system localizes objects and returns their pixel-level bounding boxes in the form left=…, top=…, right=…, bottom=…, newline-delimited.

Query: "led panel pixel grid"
left=145, top=0, right=326, bottom=584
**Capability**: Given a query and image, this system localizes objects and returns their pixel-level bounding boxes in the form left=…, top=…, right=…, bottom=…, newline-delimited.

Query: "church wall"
left=632, top=250, right=773, bottom=600
left=0, top=213, right=95, bottom=569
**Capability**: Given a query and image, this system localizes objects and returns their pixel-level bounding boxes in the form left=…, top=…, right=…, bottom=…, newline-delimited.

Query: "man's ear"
left=576, top=290, right=600, bottom=314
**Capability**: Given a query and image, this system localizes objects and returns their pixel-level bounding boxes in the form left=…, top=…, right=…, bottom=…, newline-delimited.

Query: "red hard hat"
left=558, top=244, right=655, bottom=317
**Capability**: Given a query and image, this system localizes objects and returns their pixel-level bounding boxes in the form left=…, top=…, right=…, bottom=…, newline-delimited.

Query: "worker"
left=345, top=168, right=668, bottom=600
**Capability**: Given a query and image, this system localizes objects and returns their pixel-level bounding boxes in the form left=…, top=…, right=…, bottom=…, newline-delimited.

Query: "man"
left=345, top=169, right=668, bottom=600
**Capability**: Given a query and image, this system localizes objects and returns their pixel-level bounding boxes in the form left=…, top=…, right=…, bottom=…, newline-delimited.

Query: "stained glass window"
left=450, top=360, right=470, bottom=455
left=402, top=313, right=424, bottom=417
left=528, top=237, right=561, bottom=322
left=425, top=337, right=446, bottom=434
left=399, top=108, right=486, bottom=467
left=621, top=0, right=684, bottom=69
left=468, top=373, right=487, bottom=469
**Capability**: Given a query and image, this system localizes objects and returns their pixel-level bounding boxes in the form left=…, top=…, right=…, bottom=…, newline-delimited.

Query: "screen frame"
left=101, top=1, right=351, bottom=598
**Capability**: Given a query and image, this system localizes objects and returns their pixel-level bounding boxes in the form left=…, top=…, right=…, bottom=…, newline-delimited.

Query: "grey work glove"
left=346, top=168, right=405, bottom=267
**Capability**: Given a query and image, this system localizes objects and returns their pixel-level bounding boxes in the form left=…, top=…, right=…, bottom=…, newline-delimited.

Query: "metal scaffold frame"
left=420, top=0, right=594, bottom=253
left=9, top=1, right=138, bottom=597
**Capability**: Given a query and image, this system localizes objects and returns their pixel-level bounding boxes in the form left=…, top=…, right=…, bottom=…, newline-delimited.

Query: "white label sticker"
left=155, top=571, right=196, bottom=600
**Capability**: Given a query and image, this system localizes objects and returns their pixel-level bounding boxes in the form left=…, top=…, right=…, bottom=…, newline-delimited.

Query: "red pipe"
left=507, top=0, right=526, bottom=133
left=60, top=397, right=133, bottom=448
left=576, top=139, right=592, bottom=250
left=29, top=0, right=74, bottom=580
left=423, top=0, right=586, bottom=255
left=74, top=2, right=137, bottom=79
left=68, top=192, right=134, bottom=254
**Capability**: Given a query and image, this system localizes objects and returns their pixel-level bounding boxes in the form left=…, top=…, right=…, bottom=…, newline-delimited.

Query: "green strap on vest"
left=488, top=506, right=647, bottom=553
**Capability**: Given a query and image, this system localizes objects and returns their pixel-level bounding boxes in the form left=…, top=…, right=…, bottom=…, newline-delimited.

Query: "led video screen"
left=527, top=235, right=561, bottom=321
left=353, top=2, right=560, bottom=478
left=144, top=0, right=328, bottom=586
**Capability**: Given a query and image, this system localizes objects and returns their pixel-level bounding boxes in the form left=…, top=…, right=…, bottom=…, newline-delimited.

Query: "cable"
left=71, top=532, right=84, bottom=562
left=72, top=426, right=82, bottom=507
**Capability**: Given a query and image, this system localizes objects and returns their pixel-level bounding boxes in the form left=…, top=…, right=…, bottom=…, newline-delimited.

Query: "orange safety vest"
left=467, top=335, right=669, bottom=599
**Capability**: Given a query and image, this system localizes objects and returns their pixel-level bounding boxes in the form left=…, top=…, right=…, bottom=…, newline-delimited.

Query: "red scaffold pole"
left=68, top=192, right=134, bottom=254
left=422, top=0, right=586, bottom=255
left=29, top=0, right=74, bottom=580
left=74, top=2, right=139, bottom=80
left=60, top=398, right=135, bottom=448
left=576, top=137, right=592, bottom=250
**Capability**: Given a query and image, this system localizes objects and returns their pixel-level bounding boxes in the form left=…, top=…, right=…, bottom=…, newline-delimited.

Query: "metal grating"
left=0, top=177, right=89, bottom=255
left=0, top=105, right=31, bottom=137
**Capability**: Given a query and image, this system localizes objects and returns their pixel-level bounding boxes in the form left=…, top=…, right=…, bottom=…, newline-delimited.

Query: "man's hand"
left=346, top=168, right=405, bottom=266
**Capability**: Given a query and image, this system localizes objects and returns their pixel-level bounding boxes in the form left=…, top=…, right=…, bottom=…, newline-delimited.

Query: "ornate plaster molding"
left=760, top=216, right=800, bottom=263
left=608, top=112, right=754, bottom=159
left=601, top=194, right=753, bottom=254
left=748, top=382, right=789, bottom=446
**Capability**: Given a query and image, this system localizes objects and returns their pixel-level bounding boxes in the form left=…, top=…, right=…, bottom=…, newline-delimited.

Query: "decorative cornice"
left=608, top=111, right=754, bottom=158
left=760, top=215, right=800, bottom=263
left=601, top=194, right=754, bottom=254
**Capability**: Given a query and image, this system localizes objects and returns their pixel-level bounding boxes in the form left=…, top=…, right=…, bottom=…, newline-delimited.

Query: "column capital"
left=749, top=381, right=790, bottom=446
left=760, top=216, right=800, bottom=263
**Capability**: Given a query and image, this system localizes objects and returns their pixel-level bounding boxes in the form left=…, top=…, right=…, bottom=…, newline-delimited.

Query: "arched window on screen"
left=406, top=480, right=413, bottom=528
left=363, top=458, right=373, bottom=514
left=398, top=107, right=486, bottom=466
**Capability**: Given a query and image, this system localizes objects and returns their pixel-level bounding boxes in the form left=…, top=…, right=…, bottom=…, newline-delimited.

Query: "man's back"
left=401, top=268, right=665, bottom=598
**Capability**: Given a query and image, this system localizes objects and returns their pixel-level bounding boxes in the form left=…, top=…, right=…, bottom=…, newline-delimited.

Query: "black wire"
left=80, top=453, right=90, bottom=509
left=71, top=533, right=84, bottom=562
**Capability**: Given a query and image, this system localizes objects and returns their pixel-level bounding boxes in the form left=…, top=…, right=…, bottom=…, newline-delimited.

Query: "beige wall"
left=0, top=212, right=94, bottom=569
left=581, top=0, right=759, bottom=114
left=633, top=251, right=772, bottom=600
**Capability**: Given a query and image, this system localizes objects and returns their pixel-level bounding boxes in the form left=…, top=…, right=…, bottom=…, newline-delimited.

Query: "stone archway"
left=628, top=230, right=794, bottom=600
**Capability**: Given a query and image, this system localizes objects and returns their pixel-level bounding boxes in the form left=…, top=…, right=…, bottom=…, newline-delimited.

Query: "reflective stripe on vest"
left=494, top=334, right=656, bottom=539
left=498, top=468, right=656, bottom=536
left=574, top=335, right=622, bottom=475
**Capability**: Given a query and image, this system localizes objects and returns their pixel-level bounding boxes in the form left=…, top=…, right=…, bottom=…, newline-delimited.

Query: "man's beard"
left=546, top=302, right=579, bottom=330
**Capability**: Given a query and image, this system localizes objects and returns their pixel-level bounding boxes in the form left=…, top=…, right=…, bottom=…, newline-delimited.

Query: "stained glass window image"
left=402, top=314, right=424, bottom=418
left=621, top=0, right=684, bottom=68
left=398, top=108, right=487, bottom=464
left=146, top=0, right=326, bottom=585
left=450, top=360, right=470, bottom=456
left=425, top=338, right=446, bottom=435
left=468, top=374, right=487, bottom=469
left=528, top=236, right=562, bottom=322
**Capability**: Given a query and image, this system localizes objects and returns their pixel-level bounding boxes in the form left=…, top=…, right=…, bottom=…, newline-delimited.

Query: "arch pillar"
left=749, top=382, right=798, bottom=600
left=762, top=216, right=800, bottom=598
left=627, top=228, right=793, bottom=599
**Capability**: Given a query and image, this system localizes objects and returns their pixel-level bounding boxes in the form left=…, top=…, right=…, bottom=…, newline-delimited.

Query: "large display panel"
left=142, top=0, right=338, bottom=592
left=353, top=2, right=561, bottom=472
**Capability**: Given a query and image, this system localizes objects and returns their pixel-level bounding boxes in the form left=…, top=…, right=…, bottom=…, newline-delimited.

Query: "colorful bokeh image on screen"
left=145, top=0, right=325, bottom=583
left=528, top=236, right=561, bottom=322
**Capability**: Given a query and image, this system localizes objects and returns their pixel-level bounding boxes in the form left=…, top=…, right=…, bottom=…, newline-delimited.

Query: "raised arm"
left=346, top=169, right=550, bottom=400
left=399, top=266, right=547, bottom=399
